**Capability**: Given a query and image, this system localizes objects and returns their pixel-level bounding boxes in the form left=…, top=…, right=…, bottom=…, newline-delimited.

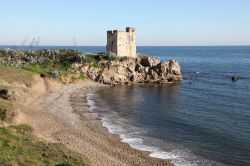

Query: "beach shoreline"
left=15, top=80, right=173, bottom=166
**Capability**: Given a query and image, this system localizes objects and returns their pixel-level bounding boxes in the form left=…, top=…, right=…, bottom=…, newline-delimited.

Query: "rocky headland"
left=73, top=55, right=182, bottom=85
left=0, top=48, right=182, bottom=85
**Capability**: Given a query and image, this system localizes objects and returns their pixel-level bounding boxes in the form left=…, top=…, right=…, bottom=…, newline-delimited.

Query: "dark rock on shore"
left=231, top=76, right=239, bottom=81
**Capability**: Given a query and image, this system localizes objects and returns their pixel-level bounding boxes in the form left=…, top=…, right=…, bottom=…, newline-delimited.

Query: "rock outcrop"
left=0, top=49, right=182, bottom=85
left=231, top=76, right=239, bottom=81
left=71, top=56, right=182, bottom=85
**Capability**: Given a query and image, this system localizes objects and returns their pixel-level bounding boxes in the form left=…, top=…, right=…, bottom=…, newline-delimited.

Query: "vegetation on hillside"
left=0, top=65, right=33, bottom=86
left=0, top=49, right=86, bottom=82
left=0, top=62, right=91, bottom=166
left=0, top=65, right=34, bottom=124
left=23, top=59, right=71, bottom=77
left=0, top=50, right=105, bottom=165
left=0, top=125, right=91, bottom=166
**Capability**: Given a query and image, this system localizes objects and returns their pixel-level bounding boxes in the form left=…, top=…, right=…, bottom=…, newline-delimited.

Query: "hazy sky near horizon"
left=1, top=0, right=250, bottom=46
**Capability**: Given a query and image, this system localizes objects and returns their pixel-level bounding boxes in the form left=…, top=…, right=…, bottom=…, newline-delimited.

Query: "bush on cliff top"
left=23, top=58, right=72, bottom=78
left=0, top=125, right=91, bottom=166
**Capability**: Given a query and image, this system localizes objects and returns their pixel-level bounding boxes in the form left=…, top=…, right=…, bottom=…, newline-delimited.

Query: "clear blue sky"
left=1, top=0, right=250, bottom=46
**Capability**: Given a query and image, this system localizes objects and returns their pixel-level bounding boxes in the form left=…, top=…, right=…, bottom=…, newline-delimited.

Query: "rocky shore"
left=73, top=56, right=182, bottom=85
left=0, top=49, right=182, bottom=85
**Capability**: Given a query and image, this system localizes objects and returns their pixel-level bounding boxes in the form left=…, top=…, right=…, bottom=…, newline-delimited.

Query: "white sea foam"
left=101, top=116, right=125, bottom=134
left=86, top=93, right=222, bottom=166
left=100, top=115, right=196, bottom=166
left=86, top=94, right=97, bottom=111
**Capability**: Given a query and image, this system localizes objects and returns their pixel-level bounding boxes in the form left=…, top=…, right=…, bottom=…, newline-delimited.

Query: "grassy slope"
left=22, top=60, right=86, bottom=83
left=0, top=125, right=90, bottom=166
left=0, top=65, right=33, bottom=122
left=0, top=65, right=91, bottom=165
left=23, top=60, right=71, bottom=78
left=0, top=65, right=34, bottom=86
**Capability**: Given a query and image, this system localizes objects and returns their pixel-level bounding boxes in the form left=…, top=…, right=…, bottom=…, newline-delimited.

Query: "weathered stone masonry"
left=106, top=27, right=137, bottom=57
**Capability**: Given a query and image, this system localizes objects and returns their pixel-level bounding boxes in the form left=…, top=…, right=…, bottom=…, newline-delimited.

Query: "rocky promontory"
left=72, top=55, right=182, bottom=85
left=0, top=49, right=182, bottom=85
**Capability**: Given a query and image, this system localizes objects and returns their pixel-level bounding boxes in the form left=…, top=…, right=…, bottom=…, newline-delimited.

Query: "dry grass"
left=0, top=100, right=14, bottom=122
left=0, top=125, right=91, bottom=166
left=0, top=65, right=34, bottom=87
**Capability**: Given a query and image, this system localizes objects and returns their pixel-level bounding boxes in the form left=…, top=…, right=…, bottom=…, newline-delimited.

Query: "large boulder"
left=139, top=56, right=161, bottom=67
left=113, top=73, right=128, bottom=84
left=97, top=68, right=129, bottom=85
left=169, top=60, right=181, bottom=75
left=130, top=72, right=146, bottom=83
left=87, top=67, right=102, bottom=81
left=80, top=66, right=89, bottom=74
left=148, top=68, right=159, bottom=80
left=135, top=63, right=143, bottom=72
left=98, top=68, right=113, bottom=84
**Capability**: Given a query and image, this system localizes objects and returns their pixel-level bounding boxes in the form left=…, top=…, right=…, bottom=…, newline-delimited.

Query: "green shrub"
left=84, top=54, right=96, bottom=64
left=23, top=59, right=73, bottom=79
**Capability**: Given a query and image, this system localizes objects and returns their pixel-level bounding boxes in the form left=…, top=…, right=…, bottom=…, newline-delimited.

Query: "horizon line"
left=0, top=44, right=250, bottom=47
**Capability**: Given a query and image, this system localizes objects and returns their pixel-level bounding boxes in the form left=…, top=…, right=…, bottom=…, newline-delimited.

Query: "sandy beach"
left=15, top=80, right=173, bottom=166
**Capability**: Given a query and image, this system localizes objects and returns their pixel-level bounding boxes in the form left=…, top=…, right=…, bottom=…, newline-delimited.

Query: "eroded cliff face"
left=72, top=56, right=182, bottom=85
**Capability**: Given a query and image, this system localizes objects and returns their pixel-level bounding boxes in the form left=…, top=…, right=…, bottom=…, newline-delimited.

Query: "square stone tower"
left=106, top=27, right=137, bottom=57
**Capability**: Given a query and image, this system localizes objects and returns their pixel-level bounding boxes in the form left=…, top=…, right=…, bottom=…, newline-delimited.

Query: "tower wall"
left=106, top=27, right=136, bottom=57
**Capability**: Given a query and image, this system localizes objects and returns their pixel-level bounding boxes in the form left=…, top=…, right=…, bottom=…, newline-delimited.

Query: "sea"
left=1, top=46, right=250, bottom=166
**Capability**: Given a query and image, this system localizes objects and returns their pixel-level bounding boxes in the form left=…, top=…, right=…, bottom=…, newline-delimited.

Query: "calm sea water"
left=87, top=46, right=250, bottom=166
left=1, top=46, right=250, bottom=165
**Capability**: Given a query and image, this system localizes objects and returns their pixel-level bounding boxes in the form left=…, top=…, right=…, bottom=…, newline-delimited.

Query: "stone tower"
left=106, top=27, right=137, bottom=57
